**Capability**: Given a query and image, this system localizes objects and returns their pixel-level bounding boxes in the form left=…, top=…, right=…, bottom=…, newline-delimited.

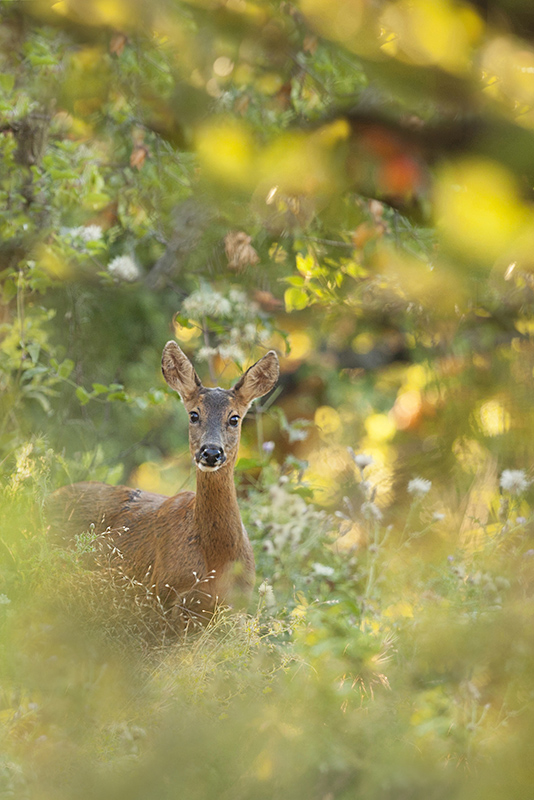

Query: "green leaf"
left=235, top=457, right=263, bottom=472
left=58, top=359, right=74, bottom=379
left=285, top=275, right=305, bottom=287
left=83, top=192, right=111, bottom=210
left=91, top=383, right=108, bottom=395
left=173, top=315, right=195, bottom=328
left=148, top=389, right=166, bottom=404
left=107, top=391, right=128, bottom=402
left=284, top=286, right=309, bottom=312
left=0, top=74, right=14, bottom=94
left=25, top=391, right=52, bottom=414
left=48, top=168, right=79, bottom=181
left=75, top=386, right=91, bottom=405
left=106, top=464, right=124, bottom=485
left=22, top=366, right=48, bottom=379
left=26, top=343, right=40, bottom=364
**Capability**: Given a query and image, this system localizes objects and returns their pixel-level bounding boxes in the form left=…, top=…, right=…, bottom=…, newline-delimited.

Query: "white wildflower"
left=78, top=225, right=103, bottom=242
left=262, top=441, right=275, bottom=453
left=359, top=480, right=371, bottom=497
left=269, top=484, right=306, bottom=514
left=180, top=293, right=202, bottom=318
left=60, top=226, right=76, bottom=239
left=243, top=323, right=257, bottom=342
left=197, top=346, right=217, bottom=362
left=182, top=288, right=231, bottom=318
left=500, top=469, right=531, bottom=495
left=258, top=581, right=276, bottom=609
left=432, top=512, right=446, bottom=522
left=407, top=478, right=432, bottom=496
left=0, top=594, right=11, bottom=605
left=228, top=288, right=248, bottom=306
left=217, top=298, right=232, bottom=316
left=312, top=562, right=335, bottom=578
left=348, top=449, right=374, bottom=470
left=108, top=255, right=141, bottom=282
left=361, top=501, right=383, bottom=522
left=218, top=343, right=245, bottom=362
left=61, top=225, right=103, bottom=243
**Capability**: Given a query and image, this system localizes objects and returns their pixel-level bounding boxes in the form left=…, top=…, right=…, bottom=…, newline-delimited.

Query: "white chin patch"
left=196, top=462, right=225, bottom=472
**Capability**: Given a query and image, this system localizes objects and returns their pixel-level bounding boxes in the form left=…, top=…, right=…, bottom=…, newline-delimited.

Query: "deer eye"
left=189, top=411, right=200, bottom=424
left=228, top=414, right=240, bottom=427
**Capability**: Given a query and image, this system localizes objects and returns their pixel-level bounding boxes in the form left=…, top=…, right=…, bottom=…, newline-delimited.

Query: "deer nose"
left=198, top=444, right=226, bottom=467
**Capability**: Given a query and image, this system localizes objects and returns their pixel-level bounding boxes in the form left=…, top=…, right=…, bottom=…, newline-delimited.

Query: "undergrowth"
left=1, top=453, right=534, bottom=799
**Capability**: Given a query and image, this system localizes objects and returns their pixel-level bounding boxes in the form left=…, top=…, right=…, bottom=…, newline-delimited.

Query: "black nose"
left=198, top=444, right=225, bottom=467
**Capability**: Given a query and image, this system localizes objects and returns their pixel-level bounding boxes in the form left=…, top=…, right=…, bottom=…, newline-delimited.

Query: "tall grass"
left=1, top=456, right=534, bottom=799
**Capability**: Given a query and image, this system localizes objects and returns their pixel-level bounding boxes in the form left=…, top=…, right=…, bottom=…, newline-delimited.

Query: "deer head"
left=162, top=342, right=279, bottom=472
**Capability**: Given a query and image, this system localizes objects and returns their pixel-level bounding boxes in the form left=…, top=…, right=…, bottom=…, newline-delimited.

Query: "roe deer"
left=48, top=342, right=279, bottom=629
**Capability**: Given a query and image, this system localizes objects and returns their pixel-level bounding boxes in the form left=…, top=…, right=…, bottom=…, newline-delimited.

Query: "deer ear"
left=234, top=350, right=279, bottom=407
left=162, top=341, right=201, bottom=402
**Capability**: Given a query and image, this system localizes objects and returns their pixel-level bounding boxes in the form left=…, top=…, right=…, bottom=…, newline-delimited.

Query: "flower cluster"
left=181, top=284, right=271, bottom=364
left=107, top=255, right=141, bottom=282
left=60, top=225, right=103, bottom=247
left=258, top=580, right=276, bottom=609
left=182, top=287, right=233, bottom=318
left=255, top=479, right=330, bottom=557
left=76, top=225, right=103, bottom=242
left=346, top=447, right=383, bottom=524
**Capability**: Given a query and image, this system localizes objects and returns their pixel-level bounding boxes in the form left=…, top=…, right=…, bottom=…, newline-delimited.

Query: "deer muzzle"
left=196, top=444, right=227, bottom=471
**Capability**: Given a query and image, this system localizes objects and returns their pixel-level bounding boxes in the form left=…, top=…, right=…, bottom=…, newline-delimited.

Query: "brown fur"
left=47, top=343, right=279, bottom=628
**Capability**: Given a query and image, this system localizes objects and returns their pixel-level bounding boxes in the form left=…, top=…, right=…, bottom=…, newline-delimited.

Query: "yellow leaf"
left=296, top=251, right=316, bottom=278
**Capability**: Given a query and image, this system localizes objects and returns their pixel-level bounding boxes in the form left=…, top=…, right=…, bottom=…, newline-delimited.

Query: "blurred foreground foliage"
left=2, top=459, right=534, bottom=799
left=3, top=0, right=534, bottom=797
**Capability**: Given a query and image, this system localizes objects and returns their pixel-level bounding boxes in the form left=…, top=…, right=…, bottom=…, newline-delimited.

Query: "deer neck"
left=193, top=464, right=243, bottom=564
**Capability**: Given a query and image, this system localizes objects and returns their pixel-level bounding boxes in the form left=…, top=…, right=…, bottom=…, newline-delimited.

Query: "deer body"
left=48, top=343, right=279, bottom=625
